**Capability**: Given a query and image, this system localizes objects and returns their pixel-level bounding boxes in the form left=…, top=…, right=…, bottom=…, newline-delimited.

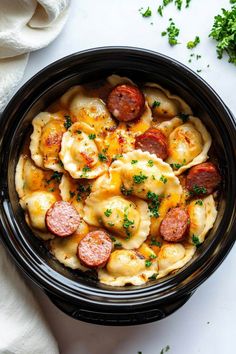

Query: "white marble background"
left=18, top=0, right=236, bottom=353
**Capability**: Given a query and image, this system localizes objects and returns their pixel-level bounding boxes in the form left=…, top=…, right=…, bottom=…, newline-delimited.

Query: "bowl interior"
left=1, top=48, right=235, bottom=297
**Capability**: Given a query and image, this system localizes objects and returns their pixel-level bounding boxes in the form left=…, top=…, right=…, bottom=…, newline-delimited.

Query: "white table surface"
left=18, top=0, right=236, bottom=353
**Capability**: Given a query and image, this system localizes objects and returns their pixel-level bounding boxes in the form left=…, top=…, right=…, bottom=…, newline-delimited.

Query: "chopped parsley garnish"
left=148, top=273, right=158, bottom=280
left=120, top=185, right=133, bottom=196
left=195, top=199, right=203, bottom=206
left=175, top=0, right=183, bottom=10
left=150, top=237, right=162, bottom=247
left=147, top=191, right=160, bottom=218
left=48, top=188, right=55, bottom=192
left=76, top=130, right=82, bottom=134
left=123, top=208, right=135, bottom=238
left=64, top=115, right=72, bottom=129
left=112, top=154, right=123, bottom=161
left=58, top=159, right=64, bottom=167
left=104, top=209, right=112, bottom=217
left=76, top=194, right=82, bottom=201
left=197, top=69, right=202, bottom=73
left=46, top=171, right=62, bottom=184
left=196, top=54, right=202, bottom=60
left=98, top=153, right=108, bottom=162
left=191, top=184, right=207, bottom=195
left=157, top=5, right=163, bottom=16
left=147, top=160, right=154, bottom=167
left=152, top=100, right=161, bottom=108
left=133, top=172, right=148, bottom=184
left=209, top=4, right=236, bottom=65
left=163, top=0, right=173, bottom=6
left=192, top=234, right=201, bottom=247
left=145, top=260, right=152, bottom=267
left=114, top=242, right=122, bottom=248
left=141, top=6, right=152, bottom=17
left=69, top=191, right=75, bottom=198
left=88, top=134, right=96, bottom=140
left=178, top=113, right=189, bottom=122
left=165, top=20, right=180, bottom=46
left=161, top=31, right=167, bottom=36
left=170, top=160, right=186, bottom=170
left=187, top=36, right=200, bottom=49
left=160, top=175, right=168, bottom=184
left=110, top=236, right=116, bottom=242
left=131, top=160, right=138, bottom=164
left=82, top=165, right=91, bottom=174
left=186, top=0, right=191, bottom=7
left=160, top=345, right=170, bottom=354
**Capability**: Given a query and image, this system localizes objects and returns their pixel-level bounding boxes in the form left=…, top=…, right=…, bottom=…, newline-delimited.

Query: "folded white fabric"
left=0, top=244, right=59, bottom=354
left=0, top=0, right=70, bottom=112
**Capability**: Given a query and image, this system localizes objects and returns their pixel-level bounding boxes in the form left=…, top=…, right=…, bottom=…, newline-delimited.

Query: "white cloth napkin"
left=0, top=0, right=70, bottom=352
left=0, top=0, right=70, bottom=112
left=0, top=245, right=59, bottom=354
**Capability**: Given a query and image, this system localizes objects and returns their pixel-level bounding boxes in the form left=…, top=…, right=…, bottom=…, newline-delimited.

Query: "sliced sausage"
left=186, top=162, right=221, bottom=196
left=78, top=230, right=112, bottom=268
left=46, top=201, right=80, bottom=237
left=135, top=128, right=168, bottom=160
left=107, top=84, right=145, bottom=122
left=160, top=207, right=190, bottom=242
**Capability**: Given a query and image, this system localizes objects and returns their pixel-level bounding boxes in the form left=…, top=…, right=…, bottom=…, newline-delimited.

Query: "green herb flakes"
left=131, top=160, right=138, bottom=164
left=133, top=172, right=148, bottom=184
left=145, top=259, right=152, bottom=267
left=76, top=130, right=82, bottom=134
left=88, top=134, right=96, bottom=140
left=104, top=209, right=112, bottom=217
left=150, top=237, right=162, bottom=247
left=187, top=36, right=200, bottom=49
left=158, top=5, right=163, bottom=16
left=191, top=184, right=207, bottom=195
left=64, top=115, right=72, bottom=129
left=69, top=191, right=75, bottom=198
left=175, top=0, right=183, bottom=10
left=82, top=165, right=91, bottom=174
left=140, top=6, right=152, bottom=17
left=209, top=4, right=236, bottom=64
left=160, top=175, right=168, bottom=184
left=152, top=100, right=161, bottom=108
left=98, top=153, right=108, bottom=162
left=148, top=273, right=158, bottom=280
left=192, top=234, right=201, bottom=247
left=46, top=171, right=62, bottom=184
left=147, top=160, right=154, bottom=167
left=165, top=20, right=180, bottom=46
left=195, top=199, right=203, bottom=206
left=178, top=113, right=189, bottom=122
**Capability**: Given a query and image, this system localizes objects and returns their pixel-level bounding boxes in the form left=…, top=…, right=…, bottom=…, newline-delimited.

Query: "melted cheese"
left=30, top=112, right=66, bottom=171
left=60, top=85, right=117, bottom=133
left=98, top=250, right=158, bottom=286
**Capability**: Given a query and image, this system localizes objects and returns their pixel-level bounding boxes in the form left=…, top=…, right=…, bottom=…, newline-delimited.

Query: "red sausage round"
left=46, top=201, right=80, bottom=237
left=78, top=230, right=112, bottom=268
left=107, top=84, right=145, bottom=122
left=135, top=128, right=168, bottom=160
left=186, top=162, right=221, bottom=196
left=160, top=207, right=190, bottom=242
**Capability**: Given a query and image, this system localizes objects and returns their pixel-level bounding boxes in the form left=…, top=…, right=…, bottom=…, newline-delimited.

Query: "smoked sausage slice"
left=160, top=207, right=189, bottom=242
left=78, top=230, right=112, bottom=268
left=107, top=84, right=145, bottom=122
left=46, top=201, right=80, bottom=237
left=186, top=162, right=221, bottom=196
left=135, top=128, right=168, bottom=160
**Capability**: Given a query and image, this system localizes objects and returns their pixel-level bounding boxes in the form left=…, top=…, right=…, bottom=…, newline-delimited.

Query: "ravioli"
left=188, top=195, right=217, bottom=244
left=15, top=155, right=45, bottom=198
left=143, top=83, right=192, bottom=120
left=110, top=150, right=182, bottom=200
left=98, top=249, right=158, bottom=286
left=30, top=112, right=66, bottom=172
left=84, top=191, right=150, bottom=249
left=157, top=243, right=196, bottom=278
left=60, top=85, right=117, bottom=133
left=50, top=220, right=89, bottom=271
left=20, top=191, right=57, bottom=239
left=158, top=116, right=212, bottom=175
left=59, top=122, right=108, bottom=179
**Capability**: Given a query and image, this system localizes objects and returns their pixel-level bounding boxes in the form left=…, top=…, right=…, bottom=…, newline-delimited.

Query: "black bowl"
left=0, top=47, right=235, bottom=325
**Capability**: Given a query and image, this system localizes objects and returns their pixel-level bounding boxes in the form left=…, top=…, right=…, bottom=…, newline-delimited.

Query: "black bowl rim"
left=0, top=46, right=235, bottom=307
